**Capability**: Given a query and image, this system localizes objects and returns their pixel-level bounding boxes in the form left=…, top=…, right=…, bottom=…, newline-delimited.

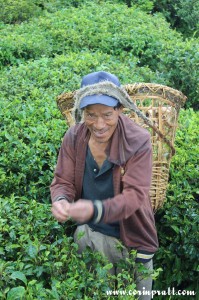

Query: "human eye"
left=104, top=112, right=113, bottom=120
left=86, top=112, right=96, bottom=120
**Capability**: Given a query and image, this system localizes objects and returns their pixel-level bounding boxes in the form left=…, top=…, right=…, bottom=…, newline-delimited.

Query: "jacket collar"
left=108, top=114, right=149, bottom=166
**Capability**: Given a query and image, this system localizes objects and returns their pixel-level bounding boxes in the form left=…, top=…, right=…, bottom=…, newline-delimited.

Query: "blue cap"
left=79, top=71, right=120, bottom=109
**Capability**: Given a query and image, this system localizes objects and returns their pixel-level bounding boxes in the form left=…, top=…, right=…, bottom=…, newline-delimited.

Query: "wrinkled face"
left=84, top=104, right=122, bottom=144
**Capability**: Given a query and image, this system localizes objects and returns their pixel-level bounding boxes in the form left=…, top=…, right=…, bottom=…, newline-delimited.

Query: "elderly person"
left=51, top=71, right=158, bottom=299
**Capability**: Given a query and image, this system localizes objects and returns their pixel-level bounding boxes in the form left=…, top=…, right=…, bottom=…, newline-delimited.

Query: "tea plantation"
left=0, top=1, right=198, bottom=299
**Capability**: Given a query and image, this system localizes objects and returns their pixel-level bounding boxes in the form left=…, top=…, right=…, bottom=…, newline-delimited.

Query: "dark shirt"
left=81, top=146, right=120, bottom=238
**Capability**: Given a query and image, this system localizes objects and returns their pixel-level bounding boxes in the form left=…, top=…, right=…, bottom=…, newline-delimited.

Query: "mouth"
left=92, top=129, right=109, bottom=138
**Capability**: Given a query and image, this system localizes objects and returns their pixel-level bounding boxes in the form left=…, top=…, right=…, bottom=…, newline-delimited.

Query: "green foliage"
left=0, top=3, right=177, bottom=66
left=0, top=0, right=89, bottom=24
left=0, top=0, right=43, bottom=24
left=154, top=109, right=199, bottom=297
left=0, top=0, right=198, bottom=298
left=149, top=37, right=199, bottom=110
left=0, top=1, right=198, bottom=108
left=0, top=71, right=66, bottom=202
left=153, top=0, right=199, bottom=37
left=124, top=0, right=155, bottom=11
left=169, top=109, right=199, bottom=197
left=1, top=196, right=152, bottom=299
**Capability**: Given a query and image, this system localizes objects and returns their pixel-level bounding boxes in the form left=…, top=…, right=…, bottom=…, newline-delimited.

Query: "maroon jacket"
left=50, top=114, right=158, bottom=253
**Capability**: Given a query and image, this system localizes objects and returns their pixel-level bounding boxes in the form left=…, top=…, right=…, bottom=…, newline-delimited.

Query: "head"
left=79, top=71, right=123, bottom=143
left=84, top=102, right=122, bottom=144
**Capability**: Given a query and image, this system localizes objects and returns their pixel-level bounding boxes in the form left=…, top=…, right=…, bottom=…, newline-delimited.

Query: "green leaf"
left=103, top=263, right=113, bottom=270
left=28, top=244, right=38, bottom=258
left=28, top=279, right=37, bottom=286
left=7, top=286, right=26, bottom=300
left=10, top=271, right=27, bottom=285
left=5, top=132, right=13, bottom=141
left=171, top=225, right=180, bottom=233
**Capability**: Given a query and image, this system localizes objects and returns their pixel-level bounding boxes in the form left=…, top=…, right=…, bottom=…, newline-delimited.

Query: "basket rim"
left=57, top=82, right=187, bottom=109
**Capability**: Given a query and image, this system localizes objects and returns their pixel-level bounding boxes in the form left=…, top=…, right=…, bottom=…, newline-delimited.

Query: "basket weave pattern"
left=57, top=83, right=186, bottom=211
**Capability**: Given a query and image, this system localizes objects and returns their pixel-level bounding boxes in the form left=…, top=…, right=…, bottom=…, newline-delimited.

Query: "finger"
left=52, top=202, right=68, bottom=217
left=51, top=208, right=68, bottom=223
left=51, top=206, right=68, bottom=222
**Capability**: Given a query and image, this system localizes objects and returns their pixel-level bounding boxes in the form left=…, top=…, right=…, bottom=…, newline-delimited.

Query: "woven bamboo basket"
left=57, top=83, right=187, bottom=211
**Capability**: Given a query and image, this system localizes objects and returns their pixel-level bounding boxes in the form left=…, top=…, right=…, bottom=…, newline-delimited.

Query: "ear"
left=119, top=105, right=123, bottom=113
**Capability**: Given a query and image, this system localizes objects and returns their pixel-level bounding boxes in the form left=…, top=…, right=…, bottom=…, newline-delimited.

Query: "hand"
left=51, top=200, right=71, bottom=223
left=68, top=200, right=94, bottom=223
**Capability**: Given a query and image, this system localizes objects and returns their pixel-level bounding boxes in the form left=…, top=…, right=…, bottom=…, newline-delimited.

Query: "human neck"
left=88, top=138, right=109, bottom=168
left=89, top=136, right=109, bottom=150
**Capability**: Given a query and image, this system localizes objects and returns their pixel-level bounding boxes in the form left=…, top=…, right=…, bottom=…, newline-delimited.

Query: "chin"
left=94, top=137, right=109, bottom=144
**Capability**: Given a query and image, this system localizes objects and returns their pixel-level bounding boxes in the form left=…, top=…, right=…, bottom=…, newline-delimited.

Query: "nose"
left=93, top=116, right=106, bottom=130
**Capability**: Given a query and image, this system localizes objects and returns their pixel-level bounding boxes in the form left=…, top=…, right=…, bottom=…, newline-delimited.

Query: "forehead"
left=84, top=104, right=115, bottom=113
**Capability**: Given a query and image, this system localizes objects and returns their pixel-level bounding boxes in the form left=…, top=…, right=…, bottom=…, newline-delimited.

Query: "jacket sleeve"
left=102, top=137, right=153, bottom=223
left=50, top=130, right=76, bottom=203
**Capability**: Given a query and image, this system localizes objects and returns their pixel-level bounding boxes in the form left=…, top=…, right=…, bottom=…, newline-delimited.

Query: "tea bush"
left=0, top=0, right=43, bottom=24
left=0, top=0, right=88, bottom=24
left=153, top=0, right=199, bottom=37
left=169, top=109, right=198, bottom=198
left=0, top=3, right=178, bottom=66
left=154, top=109, right=199, bottom=297
left=1, top=196, right=158, bottom=299
left=149, top=38, right=199, bottom=110
left=131, top=0, right=154, bottom=11
left=0, top=1, right=198, bottom=108
left=0, top=196, right=119, bottom=299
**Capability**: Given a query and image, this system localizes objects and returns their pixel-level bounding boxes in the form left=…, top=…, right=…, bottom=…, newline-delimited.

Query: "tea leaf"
left=7, top=286, right=26, bottom=300
left=10, top=271, right=27, bottom=286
